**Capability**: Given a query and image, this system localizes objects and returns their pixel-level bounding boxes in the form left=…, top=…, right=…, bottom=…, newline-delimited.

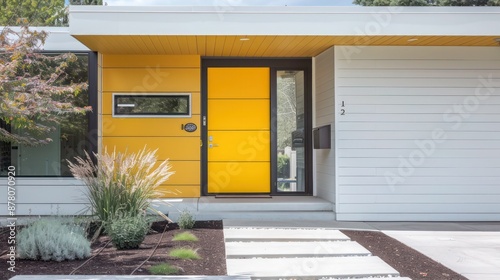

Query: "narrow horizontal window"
left=113, top=94, right=191, bottom=117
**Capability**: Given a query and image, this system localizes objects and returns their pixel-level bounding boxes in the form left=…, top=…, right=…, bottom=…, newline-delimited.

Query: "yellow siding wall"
left=101, top=55, right=201, bottom=198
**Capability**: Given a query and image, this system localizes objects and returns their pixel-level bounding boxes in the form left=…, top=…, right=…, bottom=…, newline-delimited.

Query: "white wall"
left=335, top=46, right=500, bottom=221
left=0, top=178, right=89, bottom=216
left=314, top=47, right=336, bottom=204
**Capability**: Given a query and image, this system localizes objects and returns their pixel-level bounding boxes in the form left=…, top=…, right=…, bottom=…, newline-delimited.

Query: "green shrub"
left=172, top=232, right=198, bottom=242
left=67, top=146, right=174, bottom=224
left=148, top=263, right=180, bottom=275
left=277, top=153, right=290, bottom=178
left=177, top=210, right=195, bottom=230
left=169, top=247, right=201, bottom=260
left=17, top=218, right=91, bottom=262
left=106, top=214, right=151, bottom=250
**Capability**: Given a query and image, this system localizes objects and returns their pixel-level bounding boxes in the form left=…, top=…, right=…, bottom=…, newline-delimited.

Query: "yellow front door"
left=207, top=67, right=271, bottom=193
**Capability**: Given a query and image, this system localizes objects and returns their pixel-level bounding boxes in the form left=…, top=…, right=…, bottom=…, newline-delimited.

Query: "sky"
left=103, top=0, right=355, bottom=6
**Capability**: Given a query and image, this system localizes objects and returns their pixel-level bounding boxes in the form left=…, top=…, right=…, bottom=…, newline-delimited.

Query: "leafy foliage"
left=168, top=248, right=201, bottom=260
left=172, top=232, right=198, bottom=242
left=148, top=263, right=181, bottom=275
left=177, top=210, right=195, bottom=230
left=17, top=217, right=91, bottom=262
left=67, top=146, right=174, bottom=224
left=277, top=73, right=297, bottom=149
left=277, top=153, right=290, bottom=178
left=353, top=0, right=500, bottom=5
left=106, top=214, right=151, bottom=250
left=0, top=0, right=67, bottom=26
left=0, top=26, right=90, bottom=146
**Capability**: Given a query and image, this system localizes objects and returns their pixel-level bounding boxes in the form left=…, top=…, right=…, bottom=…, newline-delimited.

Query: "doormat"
left=215, top=195, right=272, bottom=199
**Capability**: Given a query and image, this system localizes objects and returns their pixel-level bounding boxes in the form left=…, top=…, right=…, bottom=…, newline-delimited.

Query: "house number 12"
left=340, top=101, right=346, bottom=115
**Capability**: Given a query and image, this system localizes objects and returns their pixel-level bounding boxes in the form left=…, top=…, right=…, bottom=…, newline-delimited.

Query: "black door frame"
left=201, top=57, right=312, bottom=196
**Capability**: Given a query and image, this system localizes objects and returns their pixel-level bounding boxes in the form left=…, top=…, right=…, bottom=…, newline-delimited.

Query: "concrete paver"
left=224, top=221, right=403, bottom=279
left=225, top=241, right=371, bottom=258
left=223, top=228, right=350, bottom=242
left=223, top=219, right=377, bottom=230
left=384, top=230, right=500, bottom=280
left=226, top=256, right=400, bottom=279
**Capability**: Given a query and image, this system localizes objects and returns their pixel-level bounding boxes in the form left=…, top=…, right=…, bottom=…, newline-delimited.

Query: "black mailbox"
left=313, top=125, right=331, bottom=149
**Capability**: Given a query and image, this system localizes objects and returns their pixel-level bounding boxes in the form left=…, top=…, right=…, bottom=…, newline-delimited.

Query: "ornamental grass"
left=67, top=146, right=174, bottom=227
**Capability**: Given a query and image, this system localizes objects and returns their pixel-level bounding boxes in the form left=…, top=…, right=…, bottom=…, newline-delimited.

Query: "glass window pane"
left=0, top=53, right=90, bottom=176
left=276, top=70, right=305, bottom=192
left=114, top=94, right=190, bottom=116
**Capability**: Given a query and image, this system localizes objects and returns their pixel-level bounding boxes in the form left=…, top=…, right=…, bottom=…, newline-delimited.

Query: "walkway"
left=223, top=220, right=410, bottom=279
left=224, top=220, right=500, bottom=280
left=379, top=223, right=500, bottom=280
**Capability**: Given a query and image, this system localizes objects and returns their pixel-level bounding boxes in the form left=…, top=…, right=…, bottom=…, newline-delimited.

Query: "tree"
left=0, top=26, right=91, bottom=146
left=0, top=0, right=67, bottom=26
left=353, top=0, right=500, bottom=5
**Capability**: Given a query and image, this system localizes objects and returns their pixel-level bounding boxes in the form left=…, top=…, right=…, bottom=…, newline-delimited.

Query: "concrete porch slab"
left=225, top=241, right=371, bottom=258
left=150, top=197, right=335, bottom=221
left=226, top=256, right=400, bottom=279
left=224, top=228, right=350, bottom=242
left=384, top=230, right=500, bottom=280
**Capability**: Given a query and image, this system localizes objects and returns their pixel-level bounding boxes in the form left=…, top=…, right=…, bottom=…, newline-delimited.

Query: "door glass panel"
left=276, top=70, right=305, bottom=192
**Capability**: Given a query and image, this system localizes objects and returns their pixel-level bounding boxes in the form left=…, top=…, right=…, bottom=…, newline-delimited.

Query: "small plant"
left=169, top=247, right=201, bottom=260
left=148, top=263, right=180, bottom=275
left=106, top=214, right=151, bottom=250
left=17, top=218, right=91, bottom=262
left=172, top=232, right=198, bottom=242
left=177, top=210, right=195, bottom=230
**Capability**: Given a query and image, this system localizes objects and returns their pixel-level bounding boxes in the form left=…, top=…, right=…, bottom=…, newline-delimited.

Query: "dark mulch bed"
left=342, top=230, right=468, bottom=280
left=0, top=221, right=226, bottom=280
left=1, top=220, right=469, bottom=280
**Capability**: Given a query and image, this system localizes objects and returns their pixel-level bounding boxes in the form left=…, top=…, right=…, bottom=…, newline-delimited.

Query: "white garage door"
left=335, top=46, right=500, bottom=221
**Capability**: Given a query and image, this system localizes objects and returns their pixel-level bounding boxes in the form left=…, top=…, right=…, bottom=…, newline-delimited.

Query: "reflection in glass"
left=0, top=54, right=90, bottom=176
left=114, top=95, right=190, bottom=116
left=277, top=70, right=305, bottom=192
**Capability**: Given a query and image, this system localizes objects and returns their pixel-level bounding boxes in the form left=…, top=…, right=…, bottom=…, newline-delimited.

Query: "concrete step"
left=226, top=256, right=400, bottom=279
left=197, top=196, right=334, bottom=212
left=192, top=211, right=336, bottom=221
left=151, top=197, right=336, bottom=221
left=224, top=228, right=350, bottom=242
left=225, top=241, right=371, bottom=258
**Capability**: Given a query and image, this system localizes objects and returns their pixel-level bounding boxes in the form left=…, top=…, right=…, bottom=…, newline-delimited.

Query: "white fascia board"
left=2, top=26, right=89, bottom=51
left=69, top=6, right=500, bottom=37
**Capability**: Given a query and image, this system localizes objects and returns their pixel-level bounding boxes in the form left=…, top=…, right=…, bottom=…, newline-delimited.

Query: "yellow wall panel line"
left=103, top=55, right=200, bottom=68
left=102, top=68, right=200, bottom=92
left=102, top=137, right=201, bottom=161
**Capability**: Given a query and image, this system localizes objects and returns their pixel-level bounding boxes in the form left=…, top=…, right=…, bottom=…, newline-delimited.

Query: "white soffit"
left=2, top=26, right=89, bottom=51
left=69, top=6, right=500, bottom=36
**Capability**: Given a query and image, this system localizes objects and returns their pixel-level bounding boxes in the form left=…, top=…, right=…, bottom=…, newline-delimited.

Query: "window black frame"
left=201, top=57, right=313, bottom=196
left=0, top=51, right=98, bottom=177
left=112, top=94, right=191, bottom=117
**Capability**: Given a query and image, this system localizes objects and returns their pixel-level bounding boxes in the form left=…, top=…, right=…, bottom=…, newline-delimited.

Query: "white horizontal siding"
left=0, top=178, right=89, bottom=216
left=314, top=47, right=336, bottom=204
left=335, top=46, right=500, bottom=221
